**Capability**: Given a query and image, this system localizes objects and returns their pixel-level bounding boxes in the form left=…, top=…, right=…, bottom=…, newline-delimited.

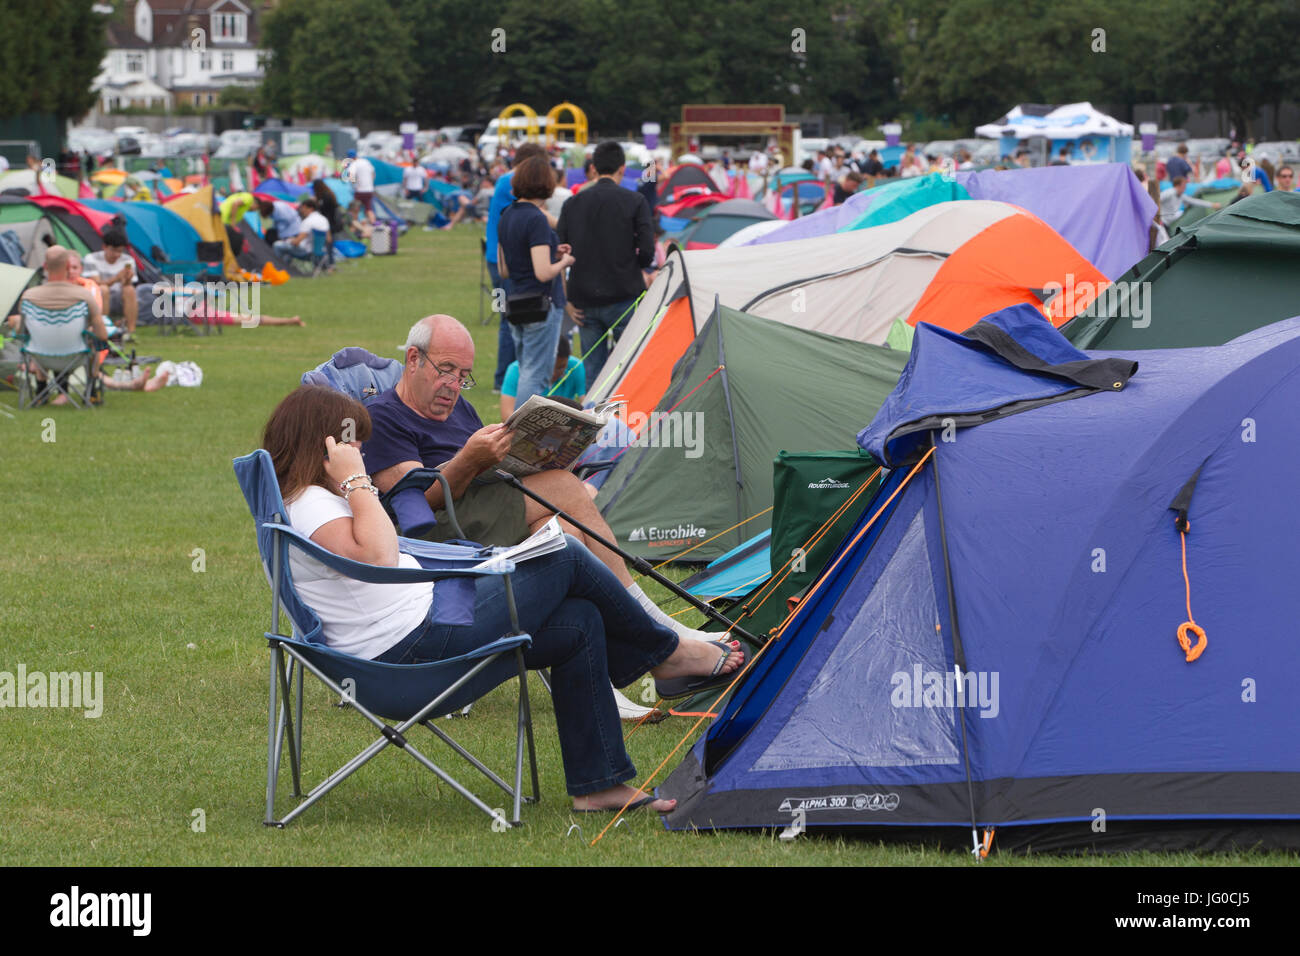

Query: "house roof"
left=116, top=0, right=263, bottom=49
left=105, top=20, right=150, bottom=48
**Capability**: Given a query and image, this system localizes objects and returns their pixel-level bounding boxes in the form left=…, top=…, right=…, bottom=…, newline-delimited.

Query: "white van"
left=477, top=116, right=551, bottom=159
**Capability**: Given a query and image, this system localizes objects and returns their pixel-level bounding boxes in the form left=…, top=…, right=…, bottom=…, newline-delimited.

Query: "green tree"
left=259, top=0, right=313, bottom=116
left=0, top=0, right=106, bottom=124
left=1166, top=0, right=1300, bottom=138
left=260, top=0, right=412, bottom=122
left=801, top=0, right=903, bottom=124
left=391, top=0, right=502, bottom=125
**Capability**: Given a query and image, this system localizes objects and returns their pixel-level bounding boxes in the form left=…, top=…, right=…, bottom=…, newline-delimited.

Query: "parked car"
left=1186, top=137, right=1231, bottom=162
left=68, top=126, right=118, bottom=161
left=116, top=135, right=142, bottom=156
left=1253, top=141, right=1300, bottom=165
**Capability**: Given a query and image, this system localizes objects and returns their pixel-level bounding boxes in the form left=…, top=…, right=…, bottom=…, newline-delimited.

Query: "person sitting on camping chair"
left=263, top=384, right=742, bottom=811
left=259, top=198, right=302, bottom=245
left=82, top=228, right=138, bottom=343
left=363, top=314, right=728, bottom=721
left=11, top=245, right=109, bottom=405
left=344, top=199, right=373, bottom=241
left=273, top=197, right=333, bottom=270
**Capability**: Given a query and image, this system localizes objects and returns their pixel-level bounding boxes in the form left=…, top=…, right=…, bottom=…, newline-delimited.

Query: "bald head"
left=397, top=314, right=476, bottom=420
left=44, top=245, right=70, bottom=280
left=403, top=314, right=473, bottom=354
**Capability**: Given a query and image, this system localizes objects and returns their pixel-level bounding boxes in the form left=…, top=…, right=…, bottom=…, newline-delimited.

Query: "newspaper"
left=469, top=516, right=568, bottom=572
left=499, top=395, right=623, bottom=477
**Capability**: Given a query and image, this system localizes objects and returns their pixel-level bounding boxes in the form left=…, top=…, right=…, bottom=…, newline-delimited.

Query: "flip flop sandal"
left=573, top=794, right=665, bottom=814
left=654, top=639, right=740, bottom=700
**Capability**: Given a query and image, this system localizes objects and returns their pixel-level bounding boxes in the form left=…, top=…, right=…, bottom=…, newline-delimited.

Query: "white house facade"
left=95, top=0, right=268, bottom=111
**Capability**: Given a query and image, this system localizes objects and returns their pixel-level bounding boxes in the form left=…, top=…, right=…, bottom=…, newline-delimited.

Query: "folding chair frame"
left=17, top=339, right=99, bottom=409
left=260, top=524, right=541, bottom=829
left=310, top=231, right=333, bottom=278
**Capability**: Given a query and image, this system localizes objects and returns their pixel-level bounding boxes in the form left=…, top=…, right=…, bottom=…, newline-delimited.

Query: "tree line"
left=2, top=0, right=1294, bottom=141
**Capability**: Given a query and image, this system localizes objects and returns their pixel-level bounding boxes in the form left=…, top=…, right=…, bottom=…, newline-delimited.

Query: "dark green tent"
left=1065, top=190, right=1300, bottom=349
left=0, top=196, right=92, bottom=267
left=595, top=304, right=908, bottom=563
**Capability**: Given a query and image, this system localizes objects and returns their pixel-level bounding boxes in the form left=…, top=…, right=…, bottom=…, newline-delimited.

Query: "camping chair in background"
left=310, top=229, right=332, bottom=277
left=233, top=449, right=540, bottom=828
left=16, top=299, right=100, bottom=409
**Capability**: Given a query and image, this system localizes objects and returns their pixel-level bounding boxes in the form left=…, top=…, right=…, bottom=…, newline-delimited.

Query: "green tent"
left=594, top=304, right=909, bottom=563
left=0, top=196, right=91, bottom=268
left=0, top=262, right=35, bottom=317
left=1065, top=190, right=1300, bottom=350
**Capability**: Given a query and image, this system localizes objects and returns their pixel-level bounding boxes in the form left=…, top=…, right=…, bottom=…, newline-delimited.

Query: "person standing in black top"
left=557, top=142, right=655, bottom=384
left=312, top=179, right=344, bottom=237
left=497, top=156, right=574, bottom=408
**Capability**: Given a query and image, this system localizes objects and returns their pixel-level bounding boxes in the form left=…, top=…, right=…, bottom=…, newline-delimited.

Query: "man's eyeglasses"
left=420, top=351, right=475, bottom=389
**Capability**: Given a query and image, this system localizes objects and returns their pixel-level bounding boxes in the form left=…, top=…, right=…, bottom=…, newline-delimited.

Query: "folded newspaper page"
left=469, top=516, right=568, bottom=571
left=499, top=395, right=623, bottom=476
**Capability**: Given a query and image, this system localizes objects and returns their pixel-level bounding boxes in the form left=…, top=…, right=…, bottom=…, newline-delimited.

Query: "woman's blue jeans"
left=375, top=537, right=678, bottom=796
left=509, top=304, right=564, bottom=407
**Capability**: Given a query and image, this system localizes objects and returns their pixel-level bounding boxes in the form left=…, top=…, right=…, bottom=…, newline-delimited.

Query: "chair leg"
left=523, top=660, right=540, bottom=804
left=275, top=644, right=511, bottom=827
left=275, top=653, right=302, bottom=797
left=293, top=659, right=304, bottom=788
left=265, top=643, right=282, bottom=825
left=537, top=669, right=552, bottom=695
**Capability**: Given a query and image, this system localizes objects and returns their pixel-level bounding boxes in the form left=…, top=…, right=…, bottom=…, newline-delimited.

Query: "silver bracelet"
left=344, top=481, right=378, bottom=502
left=338, top=473, right=369, bottom=493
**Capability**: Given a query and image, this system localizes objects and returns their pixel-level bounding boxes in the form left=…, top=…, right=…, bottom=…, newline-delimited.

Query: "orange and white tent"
left=588, top=200, right=1109, bottom=420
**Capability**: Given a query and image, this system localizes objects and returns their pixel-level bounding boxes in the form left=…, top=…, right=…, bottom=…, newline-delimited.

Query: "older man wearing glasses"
left=363, top=314, right=709, bottom=720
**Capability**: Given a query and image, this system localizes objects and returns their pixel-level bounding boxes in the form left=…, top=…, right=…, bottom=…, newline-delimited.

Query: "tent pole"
left=491, top=470, right=763, bottom=645
left=928, top=432, right=983, bottom=858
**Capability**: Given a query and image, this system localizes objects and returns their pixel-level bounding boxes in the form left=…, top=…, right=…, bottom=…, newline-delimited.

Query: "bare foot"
left=51, top=393, right=68, bottom=406
left=651, top=638, right=743, bottom=682
left=573, top=784, right=675, bottom=813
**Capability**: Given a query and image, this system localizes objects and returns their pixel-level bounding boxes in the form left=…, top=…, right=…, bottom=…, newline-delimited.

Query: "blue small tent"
left=660, top=304, right=1300, bottom=853
left=257, top=178, right=312, bottom=201
left=82, top=198, right=201, bottom=270
left=369, top=158, right=405, bottom=188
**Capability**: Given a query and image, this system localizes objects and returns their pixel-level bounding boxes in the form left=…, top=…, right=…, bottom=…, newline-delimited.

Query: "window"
left=221, top=52, right=233, bottom=71
left=213, top=13, right=245, bottom=41
left=126, top=52, right=144, bottom=74
left=193, top=94, right=201, bottom=106
left=200, top=53, right=211, bottom=70
left=207, top=93, right=215, bottom=105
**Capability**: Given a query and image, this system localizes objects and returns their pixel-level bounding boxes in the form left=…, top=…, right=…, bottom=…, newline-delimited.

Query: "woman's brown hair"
left=511, top=155, right=556, bottom=201
left=262, top=385, right=372, bottom=501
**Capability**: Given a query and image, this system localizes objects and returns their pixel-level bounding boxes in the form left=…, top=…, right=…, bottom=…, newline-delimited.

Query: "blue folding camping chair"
left=233, top=449, right=540, bottom=828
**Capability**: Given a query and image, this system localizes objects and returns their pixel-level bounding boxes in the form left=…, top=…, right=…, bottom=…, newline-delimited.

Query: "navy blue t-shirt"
left=1165, top=155, right=1192, bottom=182
left=362, top=387, right=484, bottom=475
left=497, top=200, right=564, bottom=305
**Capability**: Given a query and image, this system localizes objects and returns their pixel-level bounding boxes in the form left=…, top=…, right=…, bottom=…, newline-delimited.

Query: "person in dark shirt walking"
left=557, top=142, right=655, bottom=384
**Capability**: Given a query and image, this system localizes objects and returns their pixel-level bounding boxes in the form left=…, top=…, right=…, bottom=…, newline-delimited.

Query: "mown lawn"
left=0, top=225, right=1291, bottom=866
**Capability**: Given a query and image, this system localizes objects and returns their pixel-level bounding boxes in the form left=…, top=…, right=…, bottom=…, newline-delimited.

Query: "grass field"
left=2, top=226, right=1291, bottom=866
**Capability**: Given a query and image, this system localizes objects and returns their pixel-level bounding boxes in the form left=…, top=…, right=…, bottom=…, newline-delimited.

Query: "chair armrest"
left=264, top=522, right=514, bottom=581
left=381, top=467, right=464, bottom=539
